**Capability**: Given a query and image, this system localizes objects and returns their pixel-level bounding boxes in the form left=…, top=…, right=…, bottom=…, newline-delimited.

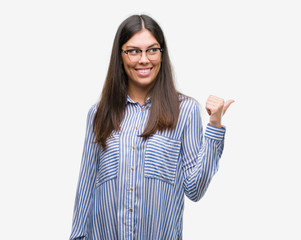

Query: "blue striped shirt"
left=70, top=95, right=226, bottom=240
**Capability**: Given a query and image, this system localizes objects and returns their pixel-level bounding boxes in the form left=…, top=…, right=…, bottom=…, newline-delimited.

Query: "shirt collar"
left=126, top=95, right=152, bottom=105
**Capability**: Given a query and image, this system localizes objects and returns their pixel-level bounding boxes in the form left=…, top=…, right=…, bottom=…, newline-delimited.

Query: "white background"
left=1, top=0, right=300, bottom=239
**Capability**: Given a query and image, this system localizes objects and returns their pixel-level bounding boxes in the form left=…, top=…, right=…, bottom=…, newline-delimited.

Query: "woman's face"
left=121, top=29, right=162, bottom=95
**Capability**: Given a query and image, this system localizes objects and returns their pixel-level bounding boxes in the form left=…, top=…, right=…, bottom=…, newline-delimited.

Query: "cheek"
left=122, top=56, right=132, bottom=72
left=153, top=63, right=161, bottom=75
left=123, top=62, right=136, bottom=76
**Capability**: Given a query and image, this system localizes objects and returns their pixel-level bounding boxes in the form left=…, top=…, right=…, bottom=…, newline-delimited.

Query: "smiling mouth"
left=135, top=67, right=153, bottom=74
left=135, top=67, right=153, bottom=77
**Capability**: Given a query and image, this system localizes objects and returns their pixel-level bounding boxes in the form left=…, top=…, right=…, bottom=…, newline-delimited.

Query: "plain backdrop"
left=0, top=0, right=300, bottom=239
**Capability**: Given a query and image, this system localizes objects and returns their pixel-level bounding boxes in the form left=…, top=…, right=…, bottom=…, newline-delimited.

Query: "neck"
left=127, top=85, right=151, bottom=105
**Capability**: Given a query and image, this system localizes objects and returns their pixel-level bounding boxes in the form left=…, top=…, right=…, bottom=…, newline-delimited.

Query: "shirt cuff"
left=205, top=124, right=226, bottom=141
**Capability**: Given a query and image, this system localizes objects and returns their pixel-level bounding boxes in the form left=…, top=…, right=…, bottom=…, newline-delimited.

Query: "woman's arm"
left=70, top=105, right=100, bottom=240
left=182, top=96, right=233, bottom=202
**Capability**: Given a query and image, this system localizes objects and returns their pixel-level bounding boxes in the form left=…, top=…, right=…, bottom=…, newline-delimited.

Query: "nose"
left=138, top=51, right=150, bottom=64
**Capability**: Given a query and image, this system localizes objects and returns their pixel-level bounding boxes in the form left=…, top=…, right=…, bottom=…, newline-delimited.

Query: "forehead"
left=123, top=29, right=159, bottom=48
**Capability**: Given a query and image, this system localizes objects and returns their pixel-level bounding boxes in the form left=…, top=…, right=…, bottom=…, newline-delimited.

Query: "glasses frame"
left=121, top=48, right=164, bottom=62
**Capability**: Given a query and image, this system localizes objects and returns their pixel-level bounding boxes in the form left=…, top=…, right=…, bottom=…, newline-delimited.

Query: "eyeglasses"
left=121, top=48, right=164, bottom=62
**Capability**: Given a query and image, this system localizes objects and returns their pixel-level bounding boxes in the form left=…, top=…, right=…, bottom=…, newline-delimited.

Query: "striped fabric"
left=70, top=95, right=226, bottom=240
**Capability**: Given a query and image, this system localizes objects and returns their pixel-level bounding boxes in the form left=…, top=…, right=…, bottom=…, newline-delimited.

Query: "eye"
left=127, top=49, right=140, bottom=55
left=147, top=48, right=159, bottom=54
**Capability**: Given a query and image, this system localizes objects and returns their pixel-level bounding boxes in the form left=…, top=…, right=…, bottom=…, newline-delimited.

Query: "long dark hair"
left=93, top=14, right=180, bottom=149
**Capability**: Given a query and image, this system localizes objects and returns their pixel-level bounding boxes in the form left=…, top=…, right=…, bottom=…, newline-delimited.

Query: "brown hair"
left=93, top=14, right=180, bottom=149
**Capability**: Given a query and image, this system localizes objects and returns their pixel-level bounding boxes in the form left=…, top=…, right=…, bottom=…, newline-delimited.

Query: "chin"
left=137, top=76, right=156, bottom=86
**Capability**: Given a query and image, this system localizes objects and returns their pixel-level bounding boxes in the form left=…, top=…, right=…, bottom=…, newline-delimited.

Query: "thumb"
left=223, top=99, right=235, bottom=115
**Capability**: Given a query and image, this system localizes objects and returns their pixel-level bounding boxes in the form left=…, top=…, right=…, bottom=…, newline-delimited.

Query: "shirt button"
left=140, top=108, right=143, bottom=112
left=132, top=146, right=135, bottom=150
left=130, top=187, right=133, bottom=191
left=131, top=167, right=134, bottom=171
left=130, top=208, right=133, bottom=212
left=135, top=126, right=138, bottom=130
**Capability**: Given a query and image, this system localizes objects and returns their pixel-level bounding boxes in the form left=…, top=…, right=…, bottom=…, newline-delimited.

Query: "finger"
left=206, top=108, right=211, bottom=116
left=205, top=104, right=212, bottom=115
left=207, top=95, right=223, bottom=104
left=223, top=99, right=235, bottom=114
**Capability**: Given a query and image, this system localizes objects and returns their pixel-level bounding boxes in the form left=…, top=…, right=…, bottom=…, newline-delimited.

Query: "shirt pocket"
left=96, top=132, right=119, bottom=187
left=144, top=134, right=181, bottom=185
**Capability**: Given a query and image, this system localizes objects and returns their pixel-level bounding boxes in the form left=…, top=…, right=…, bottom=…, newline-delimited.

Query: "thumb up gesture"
left=206, top=95, right=234, bottom=128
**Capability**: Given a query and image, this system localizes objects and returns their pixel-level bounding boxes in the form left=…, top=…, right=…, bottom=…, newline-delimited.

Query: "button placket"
left=129, top=142, right=135, bottom=216
left=128, top=106, right=144, bottom=238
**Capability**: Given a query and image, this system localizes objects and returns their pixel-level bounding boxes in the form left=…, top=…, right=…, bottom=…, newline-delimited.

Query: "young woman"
left=70, top=14, right=234, bottom=240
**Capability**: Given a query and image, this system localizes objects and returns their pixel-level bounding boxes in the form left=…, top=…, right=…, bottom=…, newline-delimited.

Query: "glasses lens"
left=127, top=50, right=140, bottom=62
left=128, top=54, right=140, bottom=62
left=147, top=48, right=161, bottom=60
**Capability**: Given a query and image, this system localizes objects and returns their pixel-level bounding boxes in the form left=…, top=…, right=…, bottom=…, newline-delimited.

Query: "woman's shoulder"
left=178, top=93, right=200, bottom=111
left=86, top=102, right=99, bottom=119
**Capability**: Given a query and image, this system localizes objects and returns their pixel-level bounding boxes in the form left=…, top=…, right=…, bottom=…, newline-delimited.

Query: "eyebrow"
left=125, top=43, right=160, bottom=49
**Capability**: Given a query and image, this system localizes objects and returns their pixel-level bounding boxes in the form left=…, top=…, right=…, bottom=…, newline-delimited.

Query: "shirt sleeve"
left=70, top=105, right=100, bottom=240
left=181, top=102, right=226, bottom=202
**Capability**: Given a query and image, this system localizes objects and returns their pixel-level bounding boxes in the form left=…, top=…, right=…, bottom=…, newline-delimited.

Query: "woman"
left=70, top=14, right=234, bottom=240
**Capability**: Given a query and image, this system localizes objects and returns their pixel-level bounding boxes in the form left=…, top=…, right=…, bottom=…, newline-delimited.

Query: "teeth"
left=137, top=69, right=150, bottom=73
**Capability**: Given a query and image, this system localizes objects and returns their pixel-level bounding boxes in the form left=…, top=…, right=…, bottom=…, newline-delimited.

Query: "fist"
left=206, top=95, right=234, bottom=128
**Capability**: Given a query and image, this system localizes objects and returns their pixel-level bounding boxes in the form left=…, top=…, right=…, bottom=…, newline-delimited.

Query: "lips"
left=135, top=67, right=153, bottom=77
